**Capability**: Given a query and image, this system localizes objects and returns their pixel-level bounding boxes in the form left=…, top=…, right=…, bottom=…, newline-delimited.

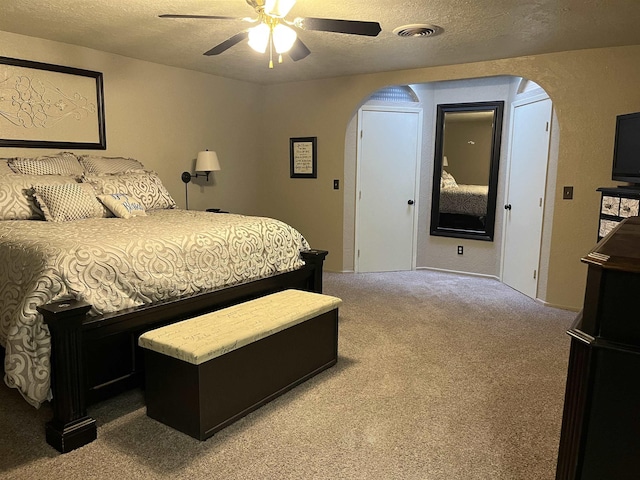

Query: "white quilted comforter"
left=0, top=209, right=309, bottom=407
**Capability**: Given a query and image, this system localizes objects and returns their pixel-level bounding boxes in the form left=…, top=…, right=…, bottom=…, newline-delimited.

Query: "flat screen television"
left=612, top=111, right=640, bottom=185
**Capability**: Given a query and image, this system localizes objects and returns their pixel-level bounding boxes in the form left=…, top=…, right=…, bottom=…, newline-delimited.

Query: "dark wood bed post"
left=38, top=301, right=96, bottom=454
left=300, top=249, right=328, bottom=293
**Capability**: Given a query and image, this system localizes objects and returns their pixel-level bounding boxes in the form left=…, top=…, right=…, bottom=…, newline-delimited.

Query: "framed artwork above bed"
left=0, top=56, right=106, bottom=149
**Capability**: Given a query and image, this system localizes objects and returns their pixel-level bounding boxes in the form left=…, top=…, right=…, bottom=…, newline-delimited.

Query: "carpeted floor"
left=0, top=270, right=576, bottom=479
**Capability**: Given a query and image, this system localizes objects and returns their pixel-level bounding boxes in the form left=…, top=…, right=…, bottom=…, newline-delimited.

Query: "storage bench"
left=138, top=289, right=342, bottom=440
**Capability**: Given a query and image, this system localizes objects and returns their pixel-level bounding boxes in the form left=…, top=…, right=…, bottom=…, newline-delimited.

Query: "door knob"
left=408, top=200, right=414, bottom=205
left=504, top=204, right=512, bottom=210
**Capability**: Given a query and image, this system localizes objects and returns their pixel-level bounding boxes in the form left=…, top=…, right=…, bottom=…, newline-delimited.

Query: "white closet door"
left=502, top=97, right=552, bottom=298
left=356, top=107, right=421, bottom=272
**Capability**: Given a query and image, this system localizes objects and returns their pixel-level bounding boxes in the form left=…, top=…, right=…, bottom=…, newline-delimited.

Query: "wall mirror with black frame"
left=430, top=101, right=504, bottom=241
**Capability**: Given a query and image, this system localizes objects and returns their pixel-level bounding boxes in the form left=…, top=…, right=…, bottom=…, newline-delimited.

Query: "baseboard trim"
left=416, top=266, right=499, bottom=281
left=535, top=298, right=580, bottom=312
left=334, top=268, right=498, bottom=278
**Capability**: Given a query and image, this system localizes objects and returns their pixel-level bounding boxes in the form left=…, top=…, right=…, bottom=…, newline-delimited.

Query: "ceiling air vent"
left=393, top=24, right=442, bottom=38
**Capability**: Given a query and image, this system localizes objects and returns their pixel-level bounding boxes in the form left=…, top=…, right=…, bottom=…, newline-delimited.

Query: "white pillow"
left=441, top=170, right=458, bottom=189
left=98, top=193, right=147, bottom=219
left=85, top=170, right=176, bottom=210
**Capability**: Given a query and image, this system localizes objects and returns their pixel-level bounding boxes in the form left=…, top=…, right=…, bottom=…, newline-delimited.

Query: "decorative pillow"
left=0, top=174, right=79, bottom=221
left=78, top=155, right=145, bottom=174
left=441, top=170, right=458, bottom=189
left=9, top=152, right=84, bottom=176
left=0, top=158, right=15, bottom=175
left=85, top=170, right=176, bottom=211
left=32, top=183, right=105, bottom=222
left=98, top=193, right=147, bottom=219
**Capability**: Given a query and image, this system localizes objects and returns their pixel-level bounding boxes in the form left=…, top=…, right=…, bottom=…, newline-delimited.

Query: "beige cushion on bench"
left=138, top=289, right=342, bottom=365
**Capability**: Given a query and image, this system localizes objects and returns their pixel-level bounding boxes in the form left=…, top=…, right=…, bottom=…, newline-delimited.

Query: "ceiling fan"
left=160, top=0, right=382, bottom=68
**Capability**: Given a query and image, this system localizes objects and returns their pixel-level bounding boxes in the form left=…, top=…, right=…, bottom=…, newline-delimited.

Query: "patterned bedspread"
left=0, top=209, right=309, bottom=407
left=440, top=184, right=488, bottom=217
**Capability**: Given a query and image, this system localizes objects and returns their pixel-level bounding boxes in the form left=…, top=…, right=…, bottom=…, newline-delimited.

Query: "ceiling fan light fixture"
left=162, top=2, right=381, bottom=66
left=248, top=22, right=270, bottom=53
left=264, top=0, right=297, bottom=18
left=273, top=23, right=297, bottom=53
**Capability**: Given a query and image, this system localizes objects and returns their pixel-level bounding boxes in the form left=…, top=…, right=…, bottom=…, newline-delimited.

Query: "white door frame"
left=354, top=105, right=423, bottom=272
left=499, top=92, right=552, bottom=295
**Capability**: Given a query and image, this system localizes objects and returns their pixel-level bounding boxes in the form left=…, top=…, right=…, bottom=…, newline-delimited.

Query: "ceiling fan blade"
left=204, top=31, right=249, bottom=56
left=159, top=14, right=241, bottom=20
left=295, top=17, right=381, bottom=36
left=288, top=37, right=311, bottom=61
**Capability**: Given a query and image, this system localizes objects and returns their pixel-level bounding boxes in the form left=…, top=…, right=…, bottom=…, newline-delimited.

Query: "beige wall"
left=0, top=31, right=264, bottom=214
left=2, top=27, right=639, bottom=310
left=260, top=46, right=640, bottom=310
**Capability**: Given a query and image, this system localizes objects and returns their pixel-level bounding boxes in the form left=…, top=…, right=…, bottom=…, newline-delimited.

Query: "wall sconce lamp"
left=443, top=155, right=449, bottom=167
left=181, top=150, right=221, bottom=210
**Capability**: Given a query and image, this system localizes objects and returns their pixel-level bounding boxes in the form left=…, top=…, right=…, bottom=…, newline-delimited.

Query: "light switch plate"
left=563, top=186, right=574, bottom=199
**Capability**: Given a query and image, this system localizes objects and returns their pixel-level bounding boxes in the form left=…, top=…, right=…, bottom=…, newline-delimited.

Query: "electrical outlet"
left=457, top=246, right=463, bottom=255
left=333, top=179, right=340, bottom=190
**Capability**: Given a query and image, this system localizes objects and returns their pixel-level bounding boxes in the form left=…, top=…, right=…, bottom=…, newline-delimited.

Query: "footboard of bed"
left=40, top=249, right=327, bottom=453
left=38, top=301, right=97, bottom=454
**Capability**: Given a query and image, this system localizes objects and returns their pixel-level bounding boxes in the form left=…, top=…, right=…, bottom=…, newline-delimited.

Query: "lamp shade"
left=443, top=156, right=449, bottom=167
left=196, top=150, right=221, bottom=172
left=273, top=24, right=297, bottom=53
left=248, top=23, right=270, bottom=53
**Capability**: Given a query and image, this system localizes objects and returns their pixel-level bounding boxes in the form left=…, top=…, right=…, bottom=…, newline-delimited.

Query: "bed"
left=439, top=184, right=488, bottom=217
left=439, top=170, right=488, bottom=217
left=0, top=152, right=326, bottom=452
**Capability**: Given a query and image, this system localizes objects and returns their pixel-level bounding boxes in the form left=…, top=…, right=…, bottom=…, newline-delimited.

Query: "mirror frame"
left=430, top=101, right=504, bottom=241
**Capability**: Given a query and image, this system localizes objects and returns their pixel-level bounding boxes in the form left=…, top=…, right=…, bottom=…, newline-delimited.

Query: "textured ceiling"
left=1, top=0, right=639, bottom=85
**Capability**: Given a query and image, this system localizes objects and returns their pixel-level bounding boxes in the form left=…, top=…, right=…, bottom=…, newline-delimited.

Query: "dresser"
left=596, top=187, right=640, bottom=240
left=555, top=217, right=640, bottom=480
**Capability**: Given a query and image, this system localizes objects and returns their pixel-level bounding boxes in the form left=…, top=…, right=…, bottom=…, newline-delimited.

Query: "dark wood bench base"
left=143, top=309, right=338, bottom=440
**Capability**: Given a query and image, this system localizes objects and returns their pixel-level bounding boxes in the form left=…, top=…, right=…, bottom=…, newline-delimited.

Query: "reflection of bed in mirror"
left=440, top=184, right=488, bottom=216
left=440, top=171, right=489, bottom=217
left=439, top=170, right=488, bottom=230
